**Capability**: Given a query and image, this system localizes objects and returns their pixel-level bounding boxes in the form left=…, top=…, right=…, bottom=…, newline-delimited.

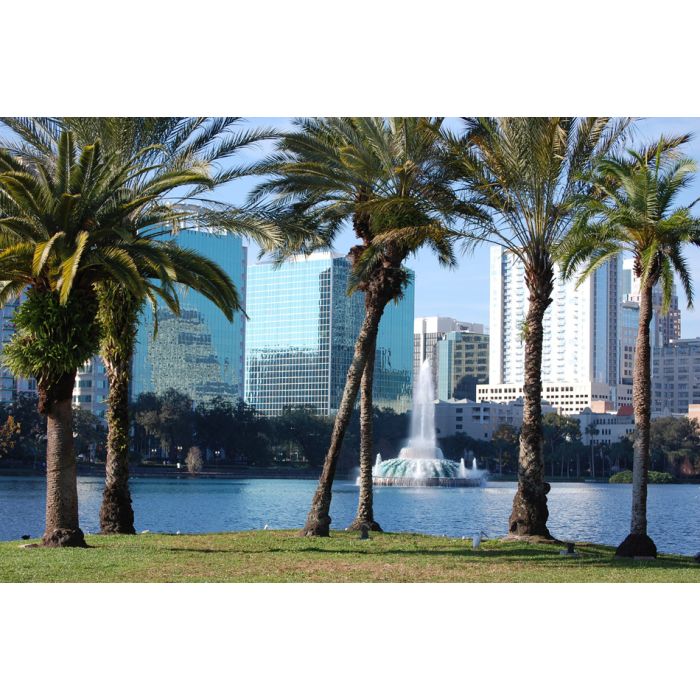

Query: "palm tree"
left=72, top=119, right=274, bottom=535
left=254, top=118, right=476, bottom=536
left=446, top=117, right=631, bottom=539
left=353, top=342, right=379, bottom=531
left=559, top=135, right=700, bottom=557
left=95, top=245, right=242, bottom=534
left=3, top=117, right=278, bottom=534
left=0, top=129, right=220, bottom=545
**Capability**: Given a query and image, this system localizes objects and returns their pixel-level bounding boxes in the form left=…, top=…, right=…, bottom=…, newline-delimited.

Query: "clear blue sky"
left=217, top=117, right=700, bottom=338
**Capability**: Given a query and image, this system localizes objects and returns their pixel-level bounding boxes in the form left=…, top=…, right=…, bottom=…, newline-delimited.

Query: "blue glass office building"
left=130, top=228, right=247, bottom=403
left=245, top=252, right=414, bottom=415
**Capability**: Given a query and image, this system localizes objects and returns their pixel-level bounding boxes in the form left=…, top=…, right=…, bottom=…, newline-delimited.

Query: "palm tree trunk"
left=348, top=336, right=382, bottom=532
left=98, top=288, right=139, bottom=534
left=39, top=371, right=86, bottom=547
left=301, top=294, right=388, bottom=536
left=616, top=281, right=657, bottom=557
left=100, top=347, right=136, bottom=534
left=508, top=272, right=555, bottom=540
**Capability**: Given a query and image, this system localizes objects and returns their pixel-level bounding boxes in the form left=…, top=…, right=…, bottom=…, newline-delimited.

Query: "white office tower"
left=480, top=246, right=621, bottom=413
left=73, top=357, right=110, bottom=419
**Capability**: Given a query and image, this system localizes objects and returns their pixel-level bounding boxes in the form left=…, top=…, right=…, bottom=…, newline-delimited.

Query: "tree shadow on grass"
left=162, top=545, right=698, bottom=570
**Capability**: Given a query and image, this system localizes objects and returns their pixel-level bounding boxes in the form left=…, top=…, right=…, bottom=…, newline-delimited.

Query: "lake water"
left=1, top=475, right=698, bottom=555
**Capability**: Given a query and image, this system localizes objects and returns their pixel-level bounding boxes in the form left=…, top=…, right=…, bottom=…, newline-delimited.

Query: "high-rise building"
left=130, top=227, right=247, bottom=404
left=245, top=252, right=414, bottom=416
left=436, top=330, right=489, bottom=401
left=73, top=357, right=109, bottom=417
left=622, top=258, right=681, bottom=348
left=413, top=317, right=485, bottom=394
left=619, top=258, right=682, bottom=410
left=488, top=246, right=621, bottom=386
left=483, top=245, right=622, bottom=412
left=593, top=253, right=621, bottom=387
left=652, top=338, right=700, bottom=414
left=2, top=227, right=246, bottom=412
left=618, top=300, right=639, bottom=386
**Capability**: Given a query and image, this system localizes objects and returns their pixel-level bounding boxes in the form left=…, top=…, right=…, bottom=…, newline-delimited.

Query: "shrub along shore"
left=1, top=531, right=698, bottom=583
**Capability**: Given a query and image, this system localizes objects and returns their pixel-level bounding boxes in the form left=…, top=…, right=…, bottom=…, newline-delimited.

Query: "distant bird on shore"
left=21, top=535, right=30, bottom=540
left=263, top=523, right=269, bottom=530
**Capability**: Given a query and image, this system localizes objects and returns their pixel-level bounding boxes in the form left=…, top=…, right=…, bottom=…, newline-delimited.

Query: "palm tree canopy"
left=0, top=129, right=212, bottom=305
left=251, top=117, right=481, bottom=295
left=1, top=118, right=283, bottom=316
left=0, top=128, right=227, bottom=382
left=558, top=135, right=700, bottom=311
left=2, top=117, right=277, bottom=205
left=446, top=117, right=632, bottom=269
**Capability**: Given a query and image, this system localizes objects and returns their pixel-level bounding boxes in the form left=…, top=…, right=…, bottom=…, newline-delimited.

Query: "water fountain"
left=372, top=359, right=488, bottom=487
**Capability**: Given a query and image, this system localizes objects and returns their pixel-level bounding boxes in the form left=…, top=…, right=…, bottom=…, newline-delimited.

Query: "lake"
left=0, top=475, right=698, bottom=555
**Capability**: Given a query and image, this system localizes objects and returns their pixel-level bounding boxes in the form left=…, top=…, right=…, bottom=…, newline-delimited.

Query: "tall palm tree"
left=353, top=341, right=379, bottom=531
left=254, top=117, right=478, bottom=536
left=3, top=117, right=278, bottom=534
left=446, top=117, right=631, bottom=539
left=95, top=243, right=243, bottom=534
left=559, top=135, right=700, bottom=557
left=0, top=129, right=217, bottom=545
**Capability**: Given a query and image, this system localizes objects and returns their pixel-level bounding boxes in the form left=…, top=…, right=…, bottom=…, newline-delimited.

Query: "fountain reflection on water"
left=372, top=359, right=488, bottom=487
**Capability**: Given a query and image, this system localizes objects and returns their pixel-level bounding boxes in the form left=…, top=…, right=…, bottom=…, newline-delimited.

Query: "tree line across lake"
left=2, top=391, right=698, bottom=481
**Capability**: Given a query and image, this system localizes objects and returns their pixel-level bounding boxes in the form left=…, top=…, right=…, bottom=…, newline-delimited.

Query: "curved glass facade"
left=131, top=228, right=247, bottom=403
left=245, top=252, right=413, bottom=415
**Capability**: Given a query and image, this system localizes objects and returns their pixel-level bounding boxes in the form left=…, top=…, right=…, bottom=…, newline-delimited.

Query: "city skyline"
left=1, top=117, right=698, bottom=420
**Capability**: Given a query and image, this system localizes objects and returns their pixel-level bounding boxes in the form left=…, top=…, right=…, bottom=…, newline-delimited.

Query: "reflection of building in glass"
left=2, top=227, right=246, bottom=411
left=245, top=252, right=414, bottom=416
left=131, top=227, right=247, bottom=403
left=144, top=307, right=238, bottom=400
left=0, top=295, right=36, bottom=403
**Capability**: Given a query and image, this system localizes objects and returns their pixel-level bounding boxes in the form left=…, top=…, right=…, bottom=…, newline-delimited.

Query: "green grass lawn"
left=1, top=530, right=698, bottom=583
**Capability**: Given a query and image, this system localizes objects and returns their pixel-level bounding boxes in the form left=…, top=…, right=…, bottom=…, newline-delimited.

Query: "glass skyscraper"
left=130, top=227, right=247, bottom=404
left=245, top=252, right=414, bottom=415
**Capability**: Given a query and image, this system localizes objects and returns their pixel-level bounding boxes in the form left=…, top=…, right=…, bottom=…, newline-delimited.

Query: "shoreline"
left=2, top=467, right=696, bottom=484
left=0, top=464, right=330, bottom=480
